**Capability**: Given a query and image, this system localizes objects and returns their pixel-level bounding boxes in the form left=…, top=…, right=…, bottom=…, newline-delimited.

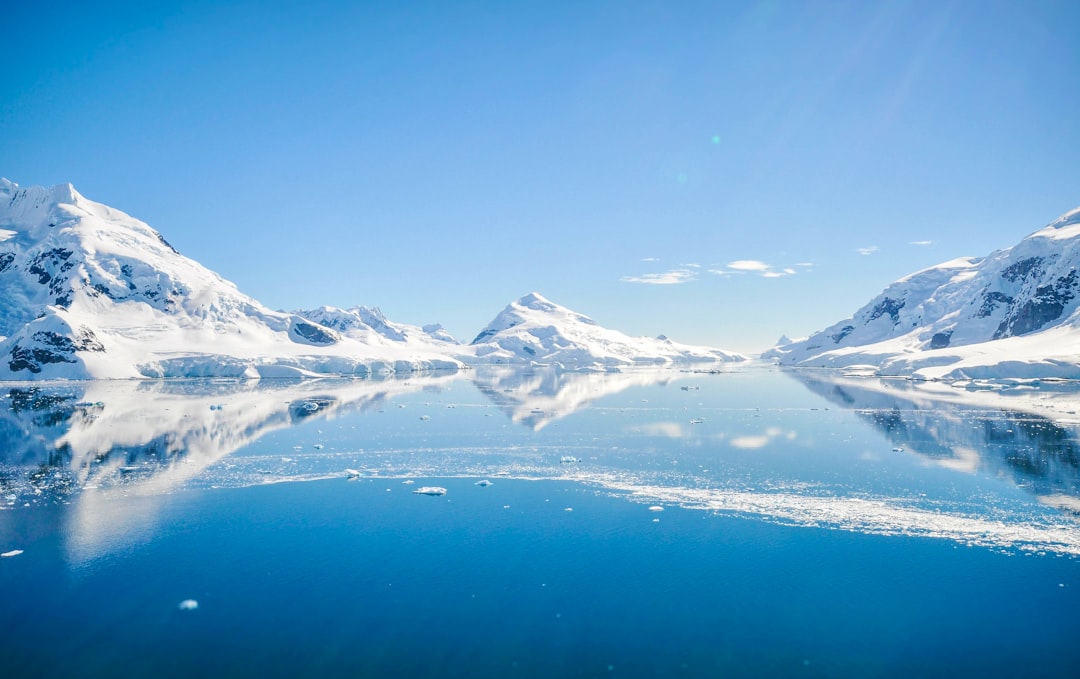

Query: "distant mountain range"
left=770, top=205, right=1080, bottom=379
left=0, top=179, right=743, bottom=379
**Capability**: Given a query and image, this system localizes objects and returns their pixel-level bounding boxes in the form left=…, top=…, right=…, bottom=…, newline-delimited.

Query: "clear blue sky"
left=3, top=0, right=1079, bottom=353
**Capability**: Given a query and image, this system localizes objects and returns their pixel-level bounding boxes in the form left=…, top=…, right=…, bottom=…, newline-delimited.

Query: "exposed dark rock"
left=0, top=252, right=14, bottom=273
left=868, top=297, right=905, bottom=325
left=27, top=248, right=73, bottom=285
left=994, top=270, right=1079, bottom=338
left=930, top=331, right=953, bottom=349
left=156, top=232, right=180, bottom=254
left=7, top=327, right=105, bottom=373
left=831, top=325, right=855, bottom=344
left=521, top=345, right=537, bottom=356
left=977, top=291, right=1013, bottom=318
left=1000, top=257, right=1044, bottom=283
left=292, top=322, right=336, bottom=345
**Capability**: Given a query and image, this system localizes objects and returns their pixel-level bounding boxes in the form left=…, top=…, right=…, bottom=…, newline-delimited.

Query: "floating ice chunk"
left=475, top=480, right=493, bottom=487
left=401, top=479, right=415, bottom=485
left=648, top=505, right=664, bottom=512
left=281, top=457, right=294, bottom=463
left=344, top=469, right=362, bottom=478
left=419, top=415, right=431, bottom=421
left=178, top=599, right=199, bottom=611
left=892, top=447, right=904, bottom=452
left=1, top=549, right=24, bottom=558
left=412, top=486, right=447, bottom=496
left=689, top=418, right=705, bottom=424
left=560, top=456, right=579, bottom=464
left=564, top=507, right=573, bottom=512
left=313, top=444, right=324, bottom=450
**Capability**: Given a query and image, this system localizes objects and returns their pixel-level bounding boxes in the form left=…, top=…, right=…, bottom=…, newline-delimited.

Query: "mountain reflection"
left=790, top=371, right=1080, bottom=508
left=470, top=366, right=682, bottom=430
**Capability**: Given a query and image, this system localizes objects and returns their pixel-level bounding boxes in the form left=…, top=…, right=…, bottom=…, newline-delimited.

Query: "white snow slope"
left=466, top=292, right=747, bottom=368
left=771, top=205, right=1080, bottom=379
left=0, top=179, right=461, bottom=379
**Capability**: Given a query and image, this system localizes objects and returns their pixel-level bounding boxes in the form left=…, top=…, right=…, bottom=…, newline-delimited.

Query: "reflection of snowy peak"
left=471, top=366, right=683, bottom=430
left=296, top=305, right=458, bottom=349
left=774, top=205, right=1080, bottom=379
left=791, top=372, right=1080, bottom=507
left=0, top=179, right=460, bottom=378
left=468, top=292, right=746, bottom=368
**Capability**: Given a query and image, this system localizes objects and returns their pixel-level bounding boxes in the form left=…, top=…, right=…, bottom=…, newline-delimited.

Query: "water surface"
left=2, top=366, right=1080, bottom=677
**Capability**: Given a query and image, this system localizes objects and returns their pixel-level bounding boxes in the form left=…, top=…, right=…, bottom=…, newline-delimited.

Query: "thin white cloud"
left=856, top=246, right=879, bottom=256
left=910, top=240, right=933, bottom=246
left=621, top=269, right=697, bottom=285
left=795, top=262, right=814, bottom=267
left=711, top=259, right=798, bottom=279
left=681, top=263, right=702, bottom=269
left=641, top=257, right=660, bottom=262
left=727, top=260, right=771, bottom=272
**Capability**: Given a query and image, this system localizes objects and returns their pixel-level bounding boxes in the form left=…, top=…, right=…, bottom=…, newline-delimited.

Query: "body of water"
left=2, top=366, right=1080, bottom=677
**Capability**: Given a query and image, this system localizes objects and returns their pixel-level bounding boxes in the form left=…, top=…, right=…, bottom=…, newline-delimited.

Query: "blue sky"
left=3, top=0, right=1079, bottom=353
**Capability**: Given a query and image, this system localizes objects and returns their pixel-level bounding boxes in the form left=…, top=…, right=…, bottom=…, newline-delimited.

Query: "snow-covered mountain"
left=296, top=305, right=458, bottom=349
left=772, top=205, right=1080, bottom=379
left=0, top=179, right=461, bottom=379
left=467, top=292, right=746, bottom=368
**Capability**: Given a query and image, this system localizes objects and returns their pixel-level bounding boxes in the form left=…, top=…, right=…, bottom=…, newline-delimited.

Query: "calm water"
left=2, top=366, right=1080, bottom=677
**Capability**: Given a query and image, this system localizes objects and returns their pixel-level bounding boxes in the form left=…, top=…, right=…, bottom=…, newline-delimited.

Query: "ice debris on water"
left=475, top=480, right=493, bottom=487
left=313, top=444, right=323, bottom=450
left=892, top=447, right=904, bottom=452
left=689, top=418, right=705, bottom=424
left=419, top=415, right=430, bottom=421
left=648, top=506, right=664, bottom=512
left=560, top=456, right=579, bottom=464
left=412, top=486, right=447, bottom=496
left=344, top=469, right=361, bottom=478
left=402, top=480, right=415, bottom=485
left=178, top=599, right=199, bottom=611
left=2, top=549, right=24, bottom=558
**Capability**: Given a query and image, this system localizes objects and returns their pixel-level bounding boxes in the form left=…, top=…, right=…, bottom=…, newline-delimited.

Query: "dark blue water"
left=3, top=367, right=1080, bottom=677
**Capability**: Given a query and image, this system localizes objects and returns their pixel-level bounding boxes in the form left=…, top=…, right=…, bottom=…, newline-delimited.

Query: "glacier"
left=770, top=205, right=1080, bottom=380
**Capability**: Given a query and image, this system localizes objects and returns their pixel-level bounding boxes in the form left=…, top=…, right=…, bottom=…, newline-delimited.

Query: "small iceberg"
left=689, top=418, right=705, bottom=424
left=412, top=486, right=447, bottom=496
left=178, top=599, right=199, bottom=611
left=648, top=506, right=664, bottom=512
left=1, top=549, right=24, bottom=558
left=475, top=479, right=493, bottom=487
left=419, top=415, right=431, bottom=421
left=344, top=469, right=362, bottom=478
left=560, top=456, right=579, bottom=464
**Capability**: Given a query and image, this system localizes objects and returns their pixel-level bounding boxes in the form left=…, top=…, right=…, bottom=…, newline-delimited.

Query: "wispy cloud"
left=727, top=260, right=771, bottom=272
left=621, top=269, right=697, bottom=285
left=856, top=246, right=879, bottom=256
left=713, top=259, right=797, bottom=278
left=910, top=240, right=933, bottom=246
left=641, top=257, right=660, bottom=262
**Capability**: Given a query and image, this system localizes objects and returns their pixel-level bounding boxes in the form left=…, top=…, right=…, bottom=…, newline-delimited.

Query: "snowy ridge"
left=0, top=179, right=461, bottom=379
left=467, top=292, right=746, bottom=368
left=296, top=305, right=458, bottom=349
left=771, top=204, right=1080, bottom=379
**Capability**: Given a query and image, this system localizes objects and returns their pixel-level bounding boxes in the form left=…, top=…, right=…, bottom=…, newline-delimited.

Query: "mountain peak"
left=516, top=292, right=553, bottom=309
